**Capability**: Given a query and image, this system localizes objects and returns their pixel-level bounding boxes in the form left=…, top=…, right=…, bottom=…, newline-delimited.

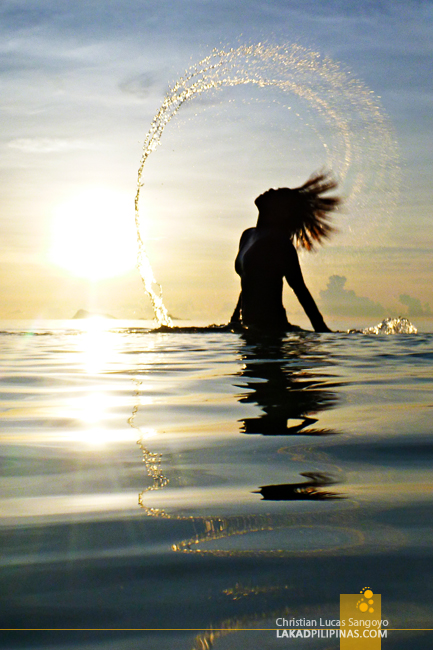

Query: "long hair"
left=291, top=171, right=341, bottom=251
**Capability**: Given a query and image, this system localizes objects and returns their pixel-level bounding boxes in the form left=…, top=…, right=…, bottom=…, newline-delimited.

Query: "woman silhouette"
left=231, top=172, right=340, bottom=332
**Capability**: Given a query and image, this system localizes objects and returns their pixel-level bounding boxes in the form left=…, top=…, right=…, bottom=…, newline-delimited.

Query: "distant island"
left=72, top=309, right=116, bottom=319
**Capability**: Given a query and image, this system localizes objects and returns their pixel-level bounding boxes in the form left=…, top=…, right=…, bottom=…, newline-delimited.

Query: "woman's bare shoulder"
left=238, top=228, right=256, bottom=247
left=238, top=228, right=297, bottom=255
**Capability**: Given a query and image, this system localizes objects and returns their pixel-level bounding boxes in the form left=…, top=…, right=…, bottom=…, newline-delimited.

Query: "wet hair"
left=288, top=171, right=341, bottom=250
left=256, top=171, right=341, bottom=250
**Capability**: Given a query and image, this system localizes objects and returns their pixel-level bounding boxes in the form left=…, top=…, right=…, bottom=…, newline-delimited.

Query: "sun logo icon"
left=356, top=587, right=375, bottom=613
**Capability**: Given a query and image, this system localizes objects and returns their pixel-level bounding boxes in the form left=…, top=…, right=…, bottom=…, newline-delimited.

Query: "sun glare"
left=50, top=188, right=137, bottom=280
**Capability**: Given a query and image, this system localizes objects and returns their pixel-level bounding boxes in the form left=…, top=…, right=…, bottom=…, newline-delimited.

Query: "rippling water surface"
left=1, top=320, right=432, bottom=649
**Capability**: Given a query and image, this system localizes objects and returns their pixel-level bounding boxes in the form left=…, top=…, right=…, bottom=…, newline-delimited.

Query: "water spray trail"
left=135, top=44, right=399, bottom=324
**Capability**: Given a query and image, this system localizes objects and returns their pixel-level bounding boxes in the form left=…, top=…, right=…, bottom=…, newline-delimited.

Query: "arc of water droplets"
left=135, top=43, right=399, bottom=325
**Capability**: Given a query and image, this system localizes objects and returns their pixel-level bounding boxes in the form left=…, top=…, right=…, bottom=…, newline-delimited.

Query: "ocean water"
left=1, top=319, right=432, bottom=649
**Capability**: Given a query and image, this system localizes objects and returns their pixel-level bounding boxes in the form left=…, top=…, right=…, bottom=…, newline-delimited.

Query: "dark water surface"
left=1, top=321, right=432, bottom=649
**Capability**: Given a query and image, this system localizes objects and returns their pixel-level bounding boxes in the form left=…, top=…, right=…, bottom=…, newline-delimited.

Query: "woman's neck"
left=256, top=211, right=291, bottom=232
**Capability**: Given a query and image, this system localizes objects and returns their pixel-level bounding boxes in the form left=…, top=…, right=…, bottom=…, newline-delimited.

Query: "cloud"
left=319, top=275, right=386, bottom=316
left=399, top=294, right=431, bottom=317
left=7, top=138, right=94, bottom=153
left=118, top=73, right=156, bottom=98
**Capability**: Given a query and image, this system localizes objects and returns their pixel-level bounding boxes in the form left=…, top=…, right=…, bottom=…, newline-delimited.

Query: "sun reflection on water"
left=76, top=317, right=119, bottom=375
left=57, top=318, right=138, bottom=446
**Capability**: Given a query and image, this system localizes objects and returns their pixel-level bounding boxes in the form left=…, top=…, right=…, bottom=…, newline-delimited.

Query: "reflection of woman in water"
left=231, top=172, right=341, bottom=332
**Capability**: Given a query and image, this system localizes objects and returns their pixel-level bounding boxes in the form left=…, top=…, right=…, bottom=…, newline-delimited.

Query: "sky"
left=0, top=0, right=432, bottom=328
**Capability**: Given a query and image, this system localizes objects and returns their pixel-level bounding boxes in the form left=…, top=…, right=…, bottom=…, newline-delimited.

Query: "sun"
left=50, top=188, right=137, bottom=280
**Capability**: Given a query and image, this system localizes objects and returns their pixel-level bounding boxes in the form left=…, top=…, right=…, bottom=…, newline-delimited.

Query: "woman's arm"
left=230, top=292, right=242, bottom=324
left=284, top=248, right=332, bottom=332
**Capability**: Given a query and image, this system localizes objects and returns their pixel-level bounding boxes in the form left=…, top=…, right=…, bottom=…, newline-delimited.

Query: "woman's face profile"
left=254, top=187, right=295, bottom=215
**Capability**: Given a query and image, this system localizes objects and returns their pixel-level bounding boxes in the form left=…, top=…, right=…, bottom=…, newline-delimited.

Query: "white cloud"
left=399, top=294, right=431, bottom=317
left=7, top=138, right=95, bottom=153
left=319, top=275, right=386, bottom=317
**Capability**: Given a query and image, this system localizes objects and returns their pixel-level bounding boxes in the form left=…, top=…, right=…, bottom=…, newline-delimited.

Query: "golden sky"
left=1, top=1, right=432, bottom=328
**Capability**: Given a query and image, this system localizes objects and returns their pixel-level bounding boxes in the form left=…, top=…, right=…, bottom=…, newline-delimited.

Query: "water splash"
left=135, top=43, right=399, bottom=324
left=363, top=317, right=418, bottom=335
